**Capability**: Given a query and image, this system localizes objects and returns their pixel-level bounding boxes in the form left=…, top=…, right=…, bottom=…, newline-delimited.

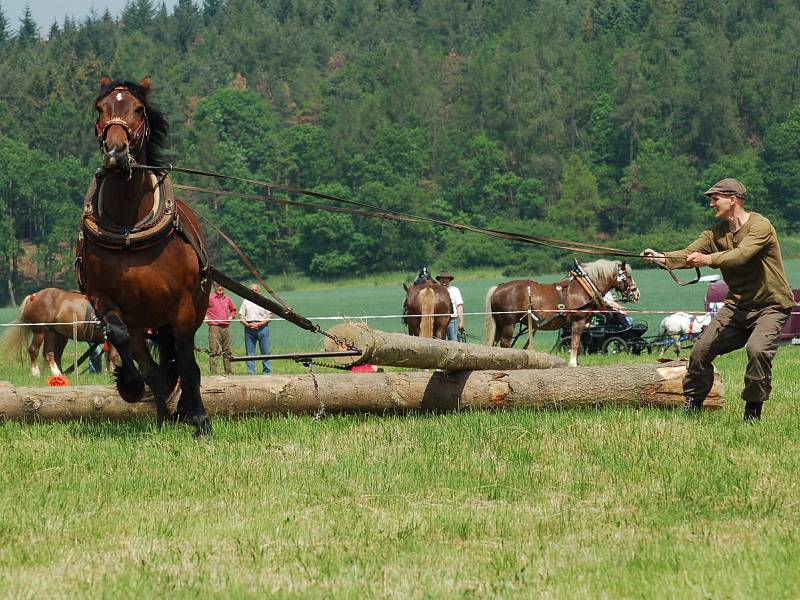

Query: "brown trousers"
left=684, top=304, right=790, bottom=404
left=208, top=324, right=233, bottom=375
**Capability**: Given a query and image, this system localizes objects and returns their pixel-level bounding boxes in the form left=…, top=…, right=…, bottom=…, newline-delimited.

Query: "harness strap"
left=75, top=171, right=209, bottom=288
left=572, top=269, right=607, bottom=309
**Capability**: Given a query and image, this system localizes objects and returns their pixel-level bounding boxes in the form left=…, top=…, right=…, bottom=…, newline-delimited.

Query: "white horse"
left=657, top=312, right=713, bottom=356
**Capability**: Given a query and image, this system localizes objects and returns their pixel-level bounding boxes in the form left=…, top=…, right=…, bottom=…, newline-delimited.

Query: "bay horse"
left=484, top=259, right=640, bottom=366
left=0, top=288, right=108, bottom=376
left=76, top=76, right=211, bottom=435
left=402, top=281, right=452, bottom=339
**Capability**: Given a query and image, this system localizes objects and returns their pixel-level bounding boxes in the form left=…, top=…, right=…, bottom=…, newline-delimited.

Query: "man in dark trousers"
left=643, top=178, right=795, bottom=420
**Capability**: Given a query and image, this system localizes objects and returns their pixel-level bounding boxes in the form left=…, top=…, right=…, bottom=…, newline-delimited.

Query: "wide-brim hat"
left=704, top=178, right=747, bottom=198
left=435, top=270, right=455, bottom=281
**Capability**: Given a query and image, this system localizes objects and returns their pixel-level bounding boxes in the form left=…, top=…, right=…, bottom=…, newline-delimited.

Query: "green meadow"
left=0, top=262, right=798, bottom=597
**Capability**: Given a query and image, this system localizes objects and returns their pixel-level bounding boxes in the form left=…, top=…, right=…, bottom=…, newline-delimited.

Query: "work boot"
left=744, top=401, right=763, bottom=422
left=684, top=396, right=703, bottom=415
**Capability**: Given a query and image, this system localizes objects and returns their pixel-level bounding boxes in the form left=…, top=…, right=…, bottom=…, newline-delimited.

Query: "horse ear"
left=403, top=283, right=409, bottom=292
left=100, top=76, right=112, bottom=90
left=139, top=76, right=151, bottom=93
left=621, top=261, right=627, bottom=270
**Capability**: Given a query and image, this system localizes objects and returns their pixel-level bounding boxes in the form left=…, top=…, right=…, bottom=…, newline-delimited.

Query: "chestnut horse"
left=76, top=76, right=211, bottom=435
left=0, top=288, right=107, bottom=376
left=484, top=260, right=640, bottom=366
left=402, top=281, right=452, bottom=339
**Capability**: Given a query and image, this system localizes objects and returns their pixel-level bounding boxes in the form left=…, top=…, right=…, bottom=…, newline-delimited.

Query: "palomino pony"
left=0, top=288, right=107, bottom=376
left=402, top=281, right=452, bottom=339
left=484, top=260, right=640, bottom=366
left=76, top=76, right=211, bottom=435
left=656, top=312, right=712, bottom=356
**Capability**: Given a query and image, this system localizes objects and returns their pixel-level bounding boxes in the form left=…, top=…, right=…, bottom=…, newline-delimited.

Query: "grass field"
left=1, top=263, right=799, bottom=597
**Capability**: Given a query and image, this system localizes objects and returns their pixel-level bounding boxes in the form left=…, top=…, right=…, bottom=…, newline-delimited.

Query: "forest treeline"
left=2, top=0, right=800, bottom=303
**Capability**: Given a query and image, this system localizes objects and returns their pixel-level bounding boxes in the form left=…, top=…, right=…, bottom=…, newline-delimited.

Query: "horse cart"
left=549, top=312, right=651, bottom=355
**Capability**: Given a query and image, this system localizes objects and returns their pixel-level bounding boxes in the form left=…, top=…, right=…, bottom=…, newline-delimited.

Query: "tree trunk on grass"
left=322, top=323, right=566, bottom=370
left=0, top=362, right=722, bottom=422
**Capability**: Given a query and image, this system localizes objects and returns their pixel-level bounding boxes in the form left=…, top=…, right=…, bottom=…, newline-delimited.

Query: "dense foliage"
left=1, top=0, right=800, bottom=302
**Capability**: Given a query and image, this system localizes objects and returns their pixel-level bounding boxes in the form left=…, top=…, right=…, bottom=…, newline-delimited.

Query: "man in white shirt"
left=239, top=283, right=273, bottom=375
left=436, top=270, right=464, bottom=341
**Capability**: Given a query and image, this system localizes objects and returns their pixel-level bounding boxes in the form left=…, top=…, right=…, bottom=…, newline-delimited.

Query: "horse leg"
left=569, top=320, right=587, bottom=367
left=28, top=331, right=45, bottom=376
left=128, top=331, right=175, bottom=425
left=104, top=311, right=146, bottom=402
left=152, top=326, right=179, bottom=398
left=499, top=321, right=515, bottom=348
left=174, top=333, right=211, bottom=437
left=46, top=333, right=68, bottom=375
left=434, top=317, right=448, bottom=340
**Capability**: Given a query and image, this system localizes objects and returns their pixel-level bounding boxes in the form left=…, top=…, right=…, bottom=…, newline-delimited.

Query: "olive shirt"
left=664, top=213, right=794, bottom=311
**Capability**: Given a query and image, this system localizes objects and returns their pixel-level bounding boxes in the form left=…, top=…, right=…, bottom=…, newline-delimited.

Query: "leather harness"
left=527, top=265, right=610, bottom=330
left=75, top=168, right=209, bottom=293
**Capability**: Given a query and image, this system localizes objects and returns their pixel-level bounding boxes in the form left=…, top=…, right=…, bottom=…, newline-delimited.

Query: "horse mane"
left=581, top=259, right=621, bottom=282
left=95, top=79, right=169, bottom=166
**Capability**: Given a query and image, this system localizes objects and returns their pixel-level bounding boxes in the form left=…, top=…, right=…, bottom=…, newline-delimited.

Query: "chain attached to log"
left=307, top=361, right=326, bottom=420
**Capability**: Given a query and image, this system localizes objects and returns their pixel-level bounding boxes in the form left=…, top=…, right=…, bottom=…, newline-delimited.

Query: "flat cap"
left=704, top=178, right=747, bottom=197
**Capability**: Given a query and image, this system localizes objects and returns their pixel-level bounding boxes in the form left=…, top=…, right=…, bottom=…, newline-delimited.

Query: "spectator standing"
left=436, top=270, right=464, bottom=341
left=239, top=283, right=273, bottom=375
left=206, top=283, right=237, bottom=375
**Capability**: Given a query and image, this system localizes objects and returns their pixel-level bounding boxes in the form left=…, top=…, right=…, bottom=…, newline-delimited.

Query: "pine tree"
left=17, top=5, right=39, bottom=47
left=0, top=3, right=9, bottom=45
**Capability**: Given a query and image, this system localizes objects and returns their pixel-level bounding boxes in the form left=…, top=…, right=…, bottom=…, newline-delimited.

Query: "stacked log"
left=322, top=323, right=566, bottom=370
left=0, top=362, right=723, bottom=422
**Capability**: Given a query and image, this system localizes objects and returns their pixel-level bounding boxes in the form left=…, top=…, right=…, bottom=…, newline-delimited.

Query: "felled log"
left=0, top=362, right=722, bottom=422
left=322, top=323, right=566, bottom=370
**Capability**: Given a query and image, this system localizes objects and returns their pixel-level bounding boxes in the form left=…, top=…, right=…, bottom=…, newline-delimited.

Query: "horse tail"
left=419, top=288, right=435, bottom=338
left=0, top=294, right=33, bottom=363
left=484, top=285, right=498, bottom=346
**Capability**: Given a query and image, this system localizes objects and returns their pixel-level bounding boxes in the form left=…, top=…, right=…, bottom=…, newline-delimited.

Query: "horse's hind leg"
left=130, top=332, right=173, bottom=425
left=175, top=334, right=211, bottom=437
left=499, top=320, right=516, bottom=348
left=28, top=331, right=45, bottom=376
left=44, top=333, right=68, bottom=375
left=151, top=326, right=179, bottom=398
left=104, top=311, right=145, bottom=402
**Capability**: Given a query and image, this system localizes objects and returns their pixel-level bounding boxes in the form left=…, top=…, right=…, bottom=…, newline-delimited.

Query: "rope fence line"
left=2, top=308, right=798, bottom=328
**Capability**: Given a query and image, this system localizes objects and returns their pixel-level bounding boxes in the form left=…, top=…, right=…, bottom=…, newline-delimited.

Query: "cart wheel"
left=602, top=337, right=628, bottom=355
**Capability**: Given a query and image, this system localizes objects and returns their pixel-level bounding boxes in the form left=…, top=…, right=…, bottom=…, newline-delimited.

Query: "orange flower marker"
left=47, top=375, right=69, bottom=386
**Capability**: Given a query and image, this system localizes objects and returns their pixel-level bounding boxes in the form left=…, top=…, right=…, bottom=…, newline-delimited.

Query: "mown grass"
left=0, top=263, right=799, bottom=597
left=1, top=353, right=799, bottom=597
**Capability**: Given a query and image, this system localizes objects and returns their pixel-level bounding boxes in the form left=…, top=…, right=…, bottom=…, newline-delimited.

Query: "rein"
left=129, top=163, right=701, bottom=287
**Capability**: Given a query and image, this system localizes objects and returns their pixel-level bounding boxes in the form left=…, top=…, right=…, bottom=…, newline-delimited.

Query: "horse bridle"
left=94, top=86, right=149, bottom=153
left=615, top=262, right=638, bottom=302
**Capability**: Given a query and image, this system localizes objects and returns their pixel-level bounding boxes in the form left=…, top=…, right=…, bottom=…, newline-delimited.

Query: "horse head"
left=615, top=261, right=640, bottom=303
left=94, top=76, right=164, bottom=170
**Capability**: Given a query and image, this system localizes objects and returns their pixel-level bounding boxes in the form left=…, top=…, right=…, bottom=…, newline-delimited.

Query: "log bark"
left=323, top=323, right=566, bottom=370
left=0, top=362, right=722, bottom=422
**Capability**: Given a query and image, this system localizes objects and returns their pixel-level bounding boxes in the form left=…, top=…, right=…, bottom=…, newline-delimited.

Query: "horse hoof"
left=114, top=366, right=145, bottom=403
left=157, top=412, right=180, bottom=428
left=192, top=415, right=212, bottom=438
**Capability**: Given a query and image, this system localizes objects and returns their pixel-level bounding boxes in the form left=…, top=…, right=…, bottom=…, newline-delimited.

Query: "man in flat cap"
left=436, top=270, right=465, bottom=341
left=642, top=178, right=794, bottom=420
